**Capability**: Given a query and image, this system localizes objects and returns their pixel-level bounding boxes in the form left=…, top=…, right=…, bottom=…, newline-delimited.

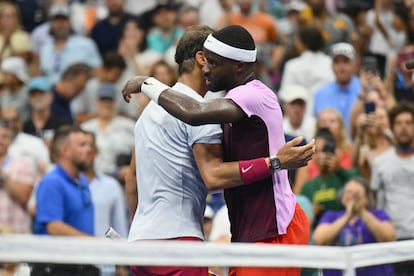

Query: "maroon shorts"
left=130, top=237, right=209, bottom=276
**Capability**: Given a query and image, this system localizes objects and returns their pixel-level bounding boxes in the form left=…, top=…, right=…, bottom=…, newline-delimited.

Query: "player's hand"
left=121, top=75, right=148, bottom=103
left=276, top=136, right=315, bottom=170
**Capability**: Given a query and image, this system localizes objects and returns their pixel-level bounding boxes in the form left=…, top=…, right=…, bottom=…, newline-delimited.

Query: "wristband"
left=141, top=77, right=170, bottom=104
left=239, top=158, right=271, bottom=185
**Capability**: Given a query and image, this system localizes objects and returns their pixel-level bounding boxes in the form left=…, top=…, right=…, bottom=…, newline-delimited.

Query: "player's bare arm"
left=122, top=75, right=245, bottom=125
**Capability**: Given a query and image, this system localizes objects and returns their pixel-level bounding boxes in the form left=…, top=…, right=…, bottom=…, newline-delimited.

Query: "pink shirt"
left=223, top=80, right=296, bottom=241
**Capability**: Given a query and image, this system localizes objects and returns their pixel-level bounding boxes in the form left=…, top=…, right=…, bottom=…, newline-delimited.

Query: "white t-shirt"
left=128, top=82, right=222, bottom=241
left=280, top=51, right=334, bottom=117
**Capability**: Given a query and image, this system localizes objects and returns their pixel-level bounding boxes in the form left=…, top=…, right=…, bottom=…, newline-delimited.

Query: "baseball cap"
left=97, top=83, right=116, bottom=100
left=28, top=77, right=52, bottom=92
left=279, top=85, right=308, bottom=103
left=49, top=4, right=70, bottom=19
left=330, top=42, right=355, bottom=60
left=1, top=56, right=29, bottom=83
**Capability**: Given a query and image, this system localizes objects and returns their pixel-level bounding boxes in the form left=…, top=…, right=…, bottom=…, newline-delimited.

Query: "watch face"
left=271, top=157, right=281, bottom=170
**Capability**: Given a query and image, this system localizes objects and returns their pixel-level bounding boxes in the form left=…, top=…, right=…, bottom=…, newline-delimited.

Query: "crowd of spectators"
left=1, top=0, right=414, bottom=275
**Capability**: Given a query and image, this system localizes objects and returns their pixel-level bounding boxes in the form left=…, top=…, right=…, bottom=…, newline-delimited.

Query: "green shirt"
left=301, top=168, right=361, bottom=228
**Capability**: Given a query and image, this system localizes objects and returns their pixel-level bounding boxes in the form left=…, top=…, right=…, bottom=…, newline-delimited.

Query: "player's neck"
left=178, top=73, right=207, bottom=97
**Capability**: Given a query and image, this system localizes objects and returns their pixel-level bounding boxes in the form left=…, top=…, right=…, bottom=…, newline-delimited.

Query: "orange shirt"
left=218, top=12, right=278, bottom=44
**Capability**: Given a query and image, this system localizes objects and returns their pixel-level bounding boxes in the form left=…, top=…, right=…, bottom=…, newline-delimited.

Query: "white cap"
left=330, top=42, right=355, bottom=60
left=49, top=4, right=70, bottom=19
left=204, top=205, right=214, bottom=219
left=279, top=85, right=308, bottom=103
left=1, top=56, right=29, bottom=83
left=287, top=1, right=307, bottom=12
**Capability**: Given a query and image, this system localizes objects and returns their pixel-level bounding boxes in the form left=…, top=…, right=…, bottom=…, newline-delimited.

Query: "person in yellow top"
left=299, top=0, right=358, bottom=52
left=0, top=2, right=31, bottom=64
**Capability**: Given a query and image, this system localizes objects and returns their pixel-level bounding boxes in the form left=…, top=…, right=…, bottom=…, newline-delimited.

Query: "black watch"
left=269, top=156, right=281, bottom=172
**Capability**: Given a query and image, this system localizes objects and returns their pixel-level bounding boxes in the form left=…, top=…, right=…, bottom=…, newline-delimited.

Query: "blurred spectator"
left=0, top=119, right=37, bottom=234
left=82, top=131, right=128, bottom=276
left=16, top=0, right=47, bottom=32
left=51, top=63, right=91, bottom=124
left=300, top=128, right=361, bottom=228
left=149, top=59, right=177, bottom=86
left=72, top=52, right=127, bottom=123
left=340, top=1, right=373, bottom=58
left=124, top=0, right=157, bottom=16
left=350, top=69, right=395, bottom=139
left=313, top=177, right=395, bottom=275
left=187, top=0, right=226, bottom=28
left=215, top=0, right=285, bottom=75
left=280, top=84, right=315, bottom=142
left=31, top=0, right=70, bottom=58
left=178, top=4, right=200, bottom=30
left=118, top=18, right=160, bottom=76
left=407, top=4, right=414, bottom=44
left=391, top=1, right=410, bottom=49
left=81, top=83, right=135, bottom=182
left=32, top=125, right=99, bottom=276
left=352, top=103, right=392, bottom=180
left=276, top=1, right=307, bottom=59
left=365, top=0, right=400, bottom=77
left=317, top=108, right=353, bottom=167
left=39, top=3, right=101, bottom=84
left=23, top=76, right=67, bottom=145
left=0, top=56, right=30, bottom=122
left=313, top=42, right=361, bottom=134
left=371, top=102, right=414, bottom=274
left=386, top=44, right=414, bottom=103
left=295, top=108, right=355, bottom=194
left=135, top=59, right=177, bottom=118
left=2, top=107, right=50, bottom=179
left=90, top=0, right=136, bottom=57
left=0, top=2, right=32, bottom=64
left=146, top=1, right=184, bottom=55
left=299, top=0, right=357, bottom=51
left=280, top=26, right=334, bottom=117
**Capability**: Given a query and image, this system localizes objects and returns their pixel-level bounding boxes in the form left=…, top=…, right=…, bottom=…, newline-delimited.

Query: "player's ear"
left=195, top=51, right=207, bottom=66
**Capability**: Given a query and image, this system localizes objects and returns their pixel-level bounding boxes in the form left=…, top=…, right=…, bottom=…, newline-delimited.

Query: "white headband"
left=203, top=34, right=257, bottom=62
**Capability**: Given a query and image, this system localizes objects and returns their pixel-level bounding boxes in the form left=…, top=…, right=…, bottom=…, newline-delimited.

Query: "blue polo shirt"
left=313, top=75, right=361, bottom=133
left=35, top=165, right=94, bottom=235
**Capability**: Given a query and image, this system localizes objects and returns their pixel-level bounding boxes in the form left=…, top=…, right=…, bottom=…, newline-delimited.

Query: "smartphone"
left=361, top=56, right=379, bottom=73
left=322, top=140, right=336, bottom=154
left=364, top=101, right=376, bottom=114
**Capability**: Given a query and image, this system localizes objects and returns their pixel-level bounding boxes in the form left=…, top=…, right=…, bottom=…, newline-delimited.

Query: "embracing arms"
left=122, top=76, right=245, bottom=125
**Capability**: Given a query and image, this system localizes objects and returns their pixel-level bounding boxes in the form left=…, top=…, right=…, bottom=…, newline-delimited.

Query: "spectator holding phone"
left=301, top=128, right=361, bottom=228
left=385, top=43, right=414, bottom=103
left=313, top=177, right=395, bottom=276
left=352, top=97, right=393, bottom=180
left=294, top=108, right=354, bottom=194
left=350, top=65, right=396, bottom=140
